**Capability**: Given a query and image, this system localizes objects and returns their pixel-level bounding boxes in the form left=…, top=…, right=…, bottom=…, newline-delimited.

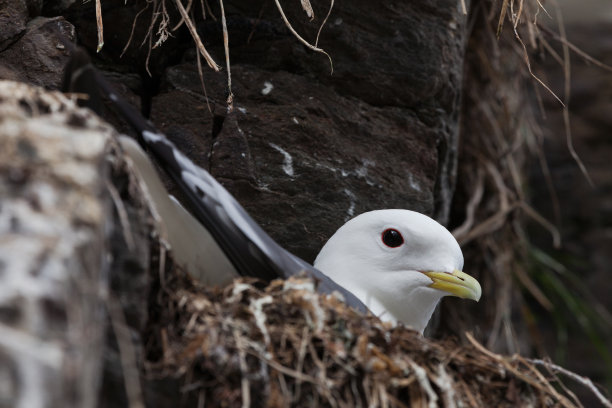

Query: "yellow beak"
left=422, top=269, right=481, bottom=301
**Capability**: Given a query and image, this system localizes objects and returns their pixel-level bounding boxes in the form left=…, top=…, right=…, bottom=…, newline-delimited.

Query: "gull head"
left=314, top=209, right=481, bottom=333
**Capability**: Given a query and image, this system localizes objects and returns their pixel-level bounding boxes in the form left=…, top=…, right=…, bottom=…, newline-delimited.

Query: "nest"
left=142, top=269, right=601, bottom=407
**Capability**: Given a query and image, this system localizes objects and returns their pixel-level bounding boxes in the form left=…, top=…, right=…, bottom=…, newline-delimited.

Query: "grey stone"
left=0, top=17, right=75, bottom=89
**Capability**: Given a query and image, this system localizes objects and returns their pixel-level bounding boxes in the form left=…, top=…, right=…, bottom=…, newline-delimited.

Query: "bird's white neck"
left=339, top=278, right=442, bottom=333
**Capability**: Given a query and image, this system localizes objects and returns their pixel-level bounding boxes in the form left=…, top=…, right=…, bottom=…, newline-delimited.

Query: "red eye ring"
left=381, top=228, right=404, bottom=248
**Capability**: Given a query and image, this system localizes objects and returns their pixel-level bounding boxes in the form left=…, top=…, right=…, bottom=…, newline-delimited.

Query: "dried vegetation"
left=142, top=270, right=611, bottom=407
left=446, top=0, right=612, bottom=397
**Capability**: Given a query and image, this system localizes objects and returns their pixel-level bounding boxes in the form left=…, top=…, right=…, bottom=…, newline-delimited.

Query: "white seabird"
left=315, top=210, right=481, bottom=332
left=63, top=48, right=481, bottom=333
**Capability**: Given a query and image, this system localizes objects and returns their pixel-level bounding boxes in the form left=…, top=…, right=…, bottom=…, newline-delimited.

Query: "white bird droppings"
left=268, top=143, right=295, bottom=177
left=283, top=279, right=325, bottom=333
left=261, top=81, right=274, bottom=95
left=354, top=159, right=374, bottom=178
left=313, top=159, right=381, bottom=188
left=434, top=364, right=457, bottom=408
left=250, top=295, right=274, bottom=346
left=227, top=283, right=252, bottom=303
left=344, top=189, right=356, bottom=218
left=408, top=173, right=422, bottom=192
left=410, top=362, right=439, bottom=408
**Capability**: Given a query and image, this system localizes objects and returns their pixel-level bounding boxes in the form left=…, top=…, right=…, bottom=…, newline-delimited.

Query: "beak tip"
left=471, top=283, right=482, bottom=302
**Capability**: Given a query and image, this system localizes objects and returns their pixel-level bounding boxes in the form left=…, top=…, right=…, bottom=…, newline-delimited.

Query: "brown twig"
left=107, top=296, right=145, bottom=408
left=95, top=0, right=104, bottom=52
left=315, top=0, right=334, bottom=48
left=105, top=179, right=135, bottom=251
left=218, top=0, right=234, bottom=110
left=551, top=0, right=594, bottom=187
left=273, top=0, right=334, bottom=73
left=530, top=359, right=612, bottom=408
left=174, top=0, right=221, bottom=71
left=121, top=3, right=150, bottom=58
left=172, top=0, right=193, bottom=31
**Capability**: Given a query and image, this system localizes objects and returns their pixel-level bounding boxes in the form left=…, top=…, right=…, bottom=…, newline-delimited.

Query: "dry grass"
left=141, top=268, right=611, bottom=407
left=450, top=3, right=612, bottom=388
left=447, top=0, right=565, bottom=346
left=94, top=0, right=332, bottom=108
left=446, top=0, right=556, bottom=353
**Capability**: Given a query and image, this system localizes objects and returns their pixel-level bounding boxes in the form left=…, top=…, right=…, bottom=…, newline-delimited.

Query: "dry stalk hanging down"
left=445, top=0, right=570, bottom=351
left=109, top=0, right=334, bottom=107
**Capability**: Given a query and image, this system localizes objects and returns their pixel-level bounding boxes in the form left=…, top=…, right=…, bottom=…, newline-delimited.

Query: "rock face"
left=0, top=80, right=156, bottom=408
left=0, top=0, right=467, bottom=262
left=0, top=16, right=74, bottom=89
left=59, top=0, right=467, bottom=262
left=0, top=81, right=110, bottom=408
left=0, top=0, right=28, bottom=50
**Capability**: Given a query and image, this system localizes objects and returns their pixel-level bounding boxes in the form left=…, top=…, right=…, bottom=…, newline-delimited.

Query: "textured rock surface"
left=0, top=0, right=28, bottom=50
left=0, top=81, right=109, bottom=408
left=171, top=1, right=466, bottom=262
left=61, top=0, right=468, bottom=262
left=0, top=17, right=75, bottom=89
left=0, top=80, right=155, bottom=408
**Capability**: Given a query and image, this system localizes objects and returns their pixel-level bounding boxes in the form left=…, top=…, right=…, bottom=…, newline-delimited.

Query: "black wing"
left=63, top=48, right=368, bottom=314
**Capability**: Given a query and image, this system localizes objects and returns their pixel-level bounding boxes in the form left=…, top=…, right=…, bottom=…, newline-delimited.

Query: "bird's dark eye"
left=382, top=228, right=404, bottom=248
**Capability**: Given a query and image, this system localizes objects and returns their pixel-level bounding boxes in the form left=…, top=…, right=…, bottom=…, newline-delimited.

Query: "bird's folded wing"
left=63, top=48, right=369, bottom=313
left=119, top=136, right=238, bottom=287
